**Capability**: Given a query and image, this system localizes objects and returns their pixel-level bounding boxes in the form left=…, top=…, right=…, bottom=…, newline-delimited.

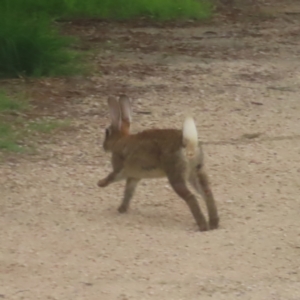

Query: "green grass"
left=0, top=118, right=70, bottom=153
left=59, top=0, right=213, bottom=20
left=0, top=0, right=212, bottom=78
left=1, top=0, right=212, bottom=20
left=0, top=90, right=25, bottom=151
left=0, top=91, right=70, bottom=153
left=0, top=122, right=23, bottom=152
left=0, top=90, right=27, bottom=111
left=2, top=0, right=68, bottom=18
left=0, top=11, right=80, bottom=78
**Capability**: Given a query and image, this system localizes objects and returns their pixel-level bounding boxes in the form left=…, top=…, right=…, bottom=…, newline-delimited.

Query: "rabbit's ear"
left=119, top=94, right=131, bottom=134
left=107, top=96, right=121, bottom=130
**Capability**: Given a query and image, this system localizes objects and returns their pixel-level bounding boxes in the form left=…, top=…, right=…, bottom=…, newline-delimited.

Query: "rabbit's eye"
left=105, top=128, right=110, bottom=137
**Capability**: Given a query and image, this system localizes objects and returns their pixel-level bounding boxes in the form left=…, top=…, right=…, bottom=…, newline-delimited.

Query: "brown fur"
left=98, top=95, right=219, bottom=231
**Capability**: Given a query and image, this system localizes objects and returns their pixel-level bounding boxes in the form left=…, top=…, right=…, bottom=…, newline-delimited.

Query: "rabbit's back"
left=116, top=129, right=186, bottom=179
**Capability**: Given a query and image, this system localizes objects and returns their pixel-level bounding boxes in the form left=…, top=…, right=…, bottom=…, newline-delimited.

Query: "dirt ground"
left=1, top=2, right=300, bottom=300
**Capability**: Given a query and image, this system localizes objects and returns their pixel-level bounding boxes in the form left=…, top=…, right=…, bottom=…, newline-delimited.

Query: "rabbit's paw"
left=209, top=217, right=219, bottom=230
left=97, top=178, right=109, bottom=187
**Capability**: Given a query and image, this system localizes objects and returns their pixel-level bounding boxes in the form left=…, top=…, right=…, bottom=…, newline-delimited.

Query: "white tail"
left=182, top=117, right=198, bottom=152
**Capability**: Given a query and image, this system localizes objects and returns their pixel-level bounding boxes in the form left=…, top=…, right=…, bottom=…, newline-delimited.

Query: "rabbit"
left=98, top=95, right=219, bottom=231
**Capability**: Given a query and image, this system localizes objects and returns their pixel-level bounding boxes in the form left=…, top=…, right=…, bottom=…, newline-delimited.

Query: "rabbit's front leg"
left=118, top=178, right=140, bottom=213
left=98, top=172, right=116, bottom=187
left=98, top=169, right=125, bottom=187
left=98, top=154, right=125, bottom=187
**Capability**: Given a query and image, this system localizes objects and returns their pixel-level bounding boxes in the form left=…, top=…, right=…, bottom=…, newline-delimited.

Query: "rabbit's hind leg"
left=167, top=173, right=208, bottom=231
left=190, top=167, right=219, bottom=230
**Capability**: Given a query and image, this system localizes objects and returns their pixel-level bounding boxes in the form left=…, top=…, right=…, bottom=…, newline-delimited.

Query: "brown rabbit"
left=98, top=95, right=219, bottom=231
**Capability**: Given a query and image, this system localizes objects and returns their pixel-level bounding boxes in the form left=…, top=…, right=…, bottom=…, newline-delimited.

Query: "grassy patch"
left=0, top=91, right=25, bottom=152
left=0, top=0, right=212, bottom=78
left=60, top=0, right=213, bottom=20
left=0, top=11, right=80, bottom=78
left=1, top=0, right=212, bottom=21
left=0, top=90, right=27, bottom=112
left=0, top=118, right=70, bottom=153
left=0, top=91, right=69, bottom=153
left=0, top=122, right=23, bottom=152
